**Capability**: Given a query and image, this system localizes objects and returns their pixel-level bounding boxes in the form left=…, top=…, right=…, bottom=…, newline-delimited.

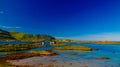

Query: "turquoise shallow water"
left=53, top=42, right=120, bottom=67
left=1, top=42, right=120, bottom=67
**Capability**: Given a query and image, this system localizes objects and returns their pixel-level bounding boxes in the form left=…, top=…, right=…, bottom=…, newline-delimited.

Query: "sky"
left=1, top=0, right=120, bottom=41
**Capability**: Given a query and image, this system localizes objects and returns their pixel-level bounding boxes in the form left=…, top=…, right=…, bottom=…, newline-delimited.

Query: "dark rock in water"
left=67, top=53, right=79, bottom=56
left=0, top=29, right=15, bottom=40
left=95, top=57, right=110, bottom=60
left=93, top=48, right=99, bottom=51
left=112, top=51, right=116, bottom=54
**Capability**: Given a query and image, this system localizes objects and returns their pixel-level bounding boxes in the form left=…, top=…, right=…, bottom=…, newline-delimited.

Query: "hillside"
left=0, top=29, right=15, bottom=40
left=9, top=30, right=55, bottom=41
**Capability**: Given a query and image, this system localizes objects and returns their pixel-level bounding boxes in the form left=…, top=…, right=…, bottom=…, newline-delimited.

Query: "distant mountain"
left=0, top=29, right=15, bottom=40
left=9, top=30, right=55, bottom=41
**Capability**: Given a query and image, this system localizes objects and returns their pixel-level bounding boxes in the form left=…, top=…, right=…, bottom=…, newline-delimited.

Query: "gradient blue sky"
left=0, top=0, right=120, bottom=40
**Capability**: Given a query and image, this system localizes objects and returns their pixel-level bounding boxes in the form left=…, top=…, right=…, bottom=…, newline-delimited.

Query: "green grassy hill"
left=9, top=30, right=55, bottom=41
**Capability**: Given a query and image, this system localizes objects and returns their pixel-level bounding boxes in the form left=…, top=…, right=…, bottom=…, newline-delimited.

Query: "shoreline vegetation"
left=90, top=41, right=120, bottom=44
left=0, top=44, right=41, bottom=52
left=75, top=41, right=120, bottom=45
left=51, top=43, right=69, bottom=47
left=53, top=46, right=93, bottom=52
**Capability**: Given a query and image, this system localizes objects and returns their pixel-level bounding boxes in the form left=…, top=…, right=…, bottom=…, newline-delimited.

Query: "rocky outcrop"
left=0, top=29, right=15, bottom=40
left=1, top=50, right=58, bottom=60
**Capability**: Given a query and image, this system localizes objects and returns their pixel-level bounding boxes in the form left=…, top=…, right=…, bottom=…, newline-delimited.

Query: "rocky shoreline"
left=0, top=50, right=112, bottom=67
left=0, top=50, right=58, bottom=67
left=0, top=46, right=111, bottom=67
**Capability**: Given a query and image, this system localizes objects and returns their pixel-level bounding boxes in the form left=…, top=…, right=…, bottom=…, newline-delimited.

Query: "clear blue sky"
left=0, top=0, right=120, bottom=39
